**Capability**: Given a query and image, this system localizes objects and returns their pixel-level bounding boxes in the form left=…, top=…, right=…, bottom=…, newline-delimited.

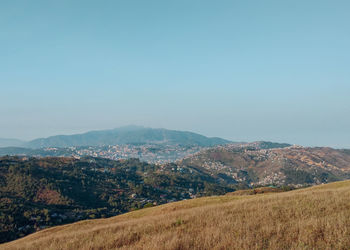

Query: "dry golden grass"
left=226, top=186, right=283, bottom=196
left=2, top=181, right=350, bottom=250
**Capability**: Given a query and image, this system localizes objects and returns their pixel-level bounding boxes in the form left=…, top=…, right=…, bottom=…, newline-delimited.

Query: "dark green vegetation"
left=0, top=156, right=234, bottom=243
left=24, top=126, right=231, bottom=148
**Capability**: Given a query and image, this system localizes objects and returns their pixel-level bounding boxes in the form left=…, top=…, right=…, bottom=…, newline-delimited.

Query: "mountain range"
left=0, top=126, right=231, bottom=148
left=0, top=138, right=26, bottom=148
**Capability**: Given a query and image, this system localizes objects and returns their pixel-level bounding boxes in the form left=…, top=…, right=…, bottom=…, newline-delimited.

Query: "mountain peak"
left=25, top=127, right=231, bottom=148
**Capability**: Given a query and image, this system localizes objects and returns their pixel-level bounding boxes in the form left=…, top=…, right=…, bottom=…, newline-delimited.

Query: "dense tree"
left=0, top=156, right=235, bottom=243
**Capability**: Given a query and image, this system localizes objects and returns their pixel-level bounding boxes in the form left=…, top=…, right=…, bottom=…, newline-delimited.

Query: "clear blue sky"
left=1, top=0, right=349, bottom=147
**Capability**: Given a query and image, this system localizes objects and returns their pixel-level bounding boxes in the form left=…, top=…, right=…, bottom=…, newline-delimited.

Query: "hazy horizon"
left=0, top=125, right=346, bottom=149
left=1, top=1, right=349, bottom=148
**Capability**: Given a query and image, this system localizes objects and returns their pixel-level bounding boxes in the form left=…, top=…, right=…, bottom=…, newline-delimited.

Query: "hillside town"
left=180, top=144, right=350, bottom=187
left=42, top=144, right=205, bottom=164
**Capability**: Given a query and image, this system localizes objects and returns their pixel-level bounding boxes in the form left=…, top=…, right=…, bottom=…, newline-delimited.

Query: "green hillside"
left=0, top=156, right=233, bottom=243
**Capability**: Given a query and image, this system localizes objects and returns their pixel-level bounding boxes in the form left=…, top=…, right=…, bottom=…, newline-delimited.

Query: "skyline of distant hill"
left=0, top=126, right=231, bottom=149
left=26, top=126, right=231, bottom=148
left=0, top=138, right=26, bottom=148
left=0, top=126, right=349, bottom=150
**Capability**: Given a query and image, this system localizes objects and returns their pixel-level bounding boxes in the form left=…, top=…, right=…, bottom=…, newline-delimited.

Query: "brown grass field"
left=2, top=181, right=350, bottom=250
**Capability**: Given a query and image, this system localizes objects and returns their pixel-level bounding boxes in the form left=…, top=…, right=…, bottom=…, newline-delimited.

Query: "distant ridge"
left=0, top=138, right=25, bottom=147
left=25, top=126, right=231, bottom=148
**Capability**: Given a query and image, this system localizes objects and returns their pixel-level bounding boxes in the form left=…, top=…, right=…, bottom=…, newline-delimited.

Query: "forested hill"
left=25, top=126, right=231, bottom=148
left=0, top=156, right=234, bottom=243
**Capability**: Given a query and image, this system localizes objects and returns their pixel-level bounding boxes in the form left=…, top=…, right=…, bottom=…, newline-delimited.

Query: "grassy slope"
left=2, top=181, right=350, bottom=250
